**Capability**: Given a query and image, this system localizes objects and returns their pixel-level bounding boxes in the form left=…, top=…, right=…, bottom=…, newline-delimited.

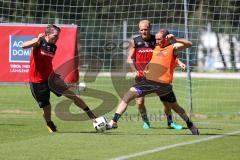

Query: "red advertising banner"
left=0, top=24, right=79, bottom=83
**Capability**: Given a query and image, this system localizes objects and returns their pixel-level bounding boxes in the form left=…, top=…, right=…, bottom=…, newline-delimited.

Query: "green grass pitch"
left=0, top=77, right=240, bottom=160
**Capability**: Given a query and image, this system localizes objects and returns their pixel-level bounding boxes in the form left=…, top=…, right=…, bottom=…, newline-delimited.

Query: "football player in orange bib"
left=107, top=28, right=199, bottom=135
left=128, top=20, right=184, bottom=130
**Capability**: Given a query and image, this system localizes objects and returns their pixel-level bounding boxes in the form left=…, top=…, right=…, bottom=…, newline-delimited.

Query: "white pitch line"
left=110, top=130, right=240, bottom=160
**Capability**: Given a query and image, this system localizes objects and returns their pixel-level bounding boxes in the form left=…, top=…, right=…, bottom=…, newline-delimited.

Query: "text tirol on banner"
left=0, top=24, right=79, bottom=83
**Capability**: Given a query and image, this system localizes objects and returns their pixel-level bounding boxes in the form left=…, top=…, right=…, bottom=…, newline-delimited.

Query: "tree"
left=205, top=0, right=239, bottom=71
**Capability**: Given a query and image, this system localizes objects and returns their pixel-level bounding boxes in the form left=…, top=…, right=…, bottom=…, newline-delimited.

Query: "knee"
left=129, top=87, right=137, bottom=93
left=122, top=88, right=137, bottom=103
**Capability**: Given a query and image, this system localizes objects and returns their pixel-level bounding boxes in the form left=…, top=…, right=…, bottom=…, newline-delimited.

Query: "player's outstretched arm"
left=173, top=38, right=192, bottom=52
left=21, top=33, right=45, bottom=49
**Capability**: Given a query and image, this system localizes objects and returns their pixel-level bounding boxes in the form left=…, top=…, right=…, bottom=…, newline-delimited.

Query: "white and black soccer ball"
left=78, top=82, right=86, bottom=91
left=93, top=116, right=107, bottom=132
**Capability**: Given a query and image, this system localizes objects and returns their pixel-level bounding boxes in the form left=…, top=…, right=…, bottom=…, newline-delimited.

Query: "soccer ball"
left=93, top=116, right=107, bottom=132
left=78, top=82, right=86, bottom=91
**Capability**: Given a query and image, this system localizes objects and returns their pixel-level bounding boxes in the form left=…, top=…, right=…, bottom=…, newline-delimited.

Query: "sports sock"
left=178, top=112, right=193, bottom=128
left=185, top=118, right=193, bottom=128
left=166, top=114, right=173, bottom=126
left=83, top=107, right=96, bottom=119
left=112, top=113, right=121, bottom=123
left=140, top=112, right=149, bottom=123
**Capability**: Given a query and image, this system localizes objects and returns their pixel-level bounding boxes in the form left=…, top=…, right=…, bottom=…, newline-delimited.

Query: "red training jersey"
left=29, top=38, right=57, bottom=83
left=132, top=35, right=156, bottom=77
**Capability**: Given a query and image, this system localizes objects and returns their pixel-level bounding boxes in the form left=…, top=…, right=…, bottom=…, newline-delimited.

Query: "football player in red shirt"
left=22, top=24, right=96, bottom=133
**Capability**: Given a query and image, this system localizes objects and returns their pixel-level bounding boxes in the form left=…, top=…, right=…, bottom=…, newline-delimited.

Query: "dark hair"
left=45, top=24, right=61, bottom=35
left=158, top=28, right=169, bottom=38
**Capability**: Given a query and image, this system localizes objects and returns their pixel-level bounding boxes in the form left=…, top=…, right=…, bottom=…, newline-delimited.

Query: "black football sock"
left=166, top=114, right=173, bottom=126
left=140, top=111, right=149, bottom=123
left=112, top=113, right=121, bottom=123
left=185, top=118, right=193, bottom=128
left=83, top=107, right=96, bottom=119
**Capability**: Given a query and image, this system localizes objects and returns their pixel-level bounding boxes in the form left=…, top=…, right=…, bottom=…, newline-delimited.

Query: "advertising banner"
left=0, top=24, right=79, bottom=83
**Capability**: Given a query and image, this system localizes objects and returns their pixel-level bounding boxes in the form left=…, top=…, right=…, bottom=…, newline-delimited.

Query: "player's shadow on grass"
left=97, top=132, right=193, bottom=136
left=151, top=126, right=223, bottom=131
left=57, top=131, right=156, bottom=135
left=58, top=131, right=101, bottom=134
left=57, top=130, right=240, bottom=136
left=96, top=132, right=240, bottom=136
left=0, top=123, right=25, bottom=126
left=197, top=127, right=223, bottom=130
left=158, top=133, right=240, bottom=136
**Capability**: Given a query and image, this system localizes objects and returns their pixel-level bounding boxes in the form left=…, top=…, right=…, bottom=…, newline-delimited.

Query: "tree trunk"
left=216, top=33, right=227, bottom=70
left=229, top=35, right=237, bottom=72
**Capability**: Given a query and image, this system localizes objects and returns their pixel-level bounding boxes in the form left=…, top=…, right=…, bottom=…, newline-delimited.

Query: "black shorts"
left=30, top=75, right=68, bottom=108
left=135, top=77, right=176, bottom=103
left=159, top=91, right=177, bottom=103
left=133, top=79, right=173, bottom=98
left=135, top=76, right=146, bottom=83
left=48, top=73, right=69, bottom=94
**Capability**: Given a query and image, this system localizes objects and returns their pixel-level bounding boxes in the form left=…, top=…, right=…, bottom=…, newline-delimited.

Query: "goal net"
left=0, top=0, right=239, bottom=117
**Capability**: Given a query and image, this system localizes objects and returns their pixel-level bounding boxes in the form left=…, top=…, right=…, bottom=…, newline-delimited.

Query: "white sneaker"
left=106, top=120, right=118, bottom=130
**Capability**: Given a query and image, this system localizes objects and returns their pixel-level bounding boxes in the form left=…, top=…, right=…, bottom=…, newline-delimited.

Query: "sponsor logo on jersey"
left=137, top=49, right=153, bottom=53
left=137, top=42, right=143, bottom=46
left=40, top=50, right=55, bottom=57
left=40, top=41, right=56, bottom=57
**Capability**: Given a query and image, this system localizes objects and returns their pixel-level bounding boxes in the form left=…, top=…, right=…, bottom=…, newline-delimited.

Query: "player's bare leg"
left=107, top=87, right=138, bottom=129
left=170, top=102, right=199, bottom=135
left=136, top=97, right=150, bottom=129
left=42, top=104, right=51, bottom=122
left=42, top=104, right=57, bottom=133
left=63, top=89, right=96, bottom=120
